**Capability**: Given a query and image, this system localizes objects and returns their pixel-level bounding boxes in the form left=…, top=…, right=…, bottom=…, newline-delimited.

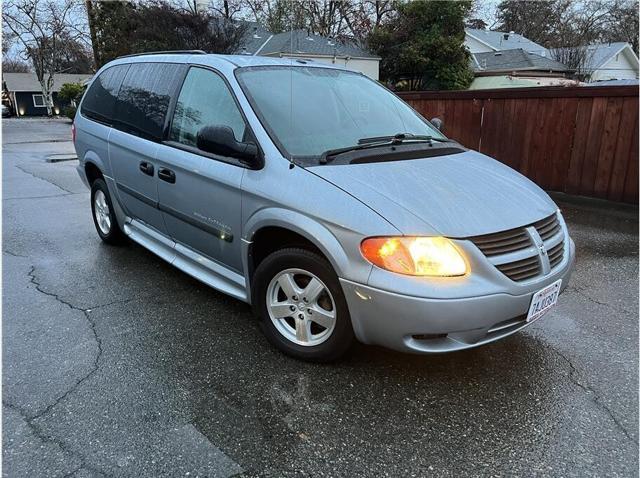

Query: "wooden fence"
left=398, top=86, right=639, bottom=204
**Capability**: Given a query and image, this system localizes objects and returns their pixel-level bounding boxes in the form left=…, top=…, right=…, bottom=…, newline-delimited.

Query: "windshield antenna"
left=288, top=11, right=295, bottom=169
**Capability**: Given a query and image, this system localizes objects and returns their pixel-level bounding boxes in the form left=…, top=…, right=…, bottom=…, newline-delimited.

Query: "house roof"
left=237, top=25, right=379, bottom=60
left=237, top=22, right=274, bottom=55
left=466, top=28, right=548, bottom=54
left=582, top=42, right=638, bottom=70
left=2, top=73, right=93, bottom=93
left=471, top=49, right=570, bottom=73
left=548, top=42, right=639, bottom=74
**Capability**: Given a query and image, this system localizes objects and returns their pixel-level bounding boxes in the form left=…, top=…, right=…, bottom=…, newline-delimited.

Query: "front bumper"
left=340, top=239, right=575, bottom=353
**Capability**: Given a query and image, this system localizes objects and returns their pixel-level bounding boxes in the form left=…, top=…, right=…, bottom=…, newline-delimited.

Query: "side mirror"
left=196, top=125, right=259, bottom=166
left=430, top=117, right=443, bottom=131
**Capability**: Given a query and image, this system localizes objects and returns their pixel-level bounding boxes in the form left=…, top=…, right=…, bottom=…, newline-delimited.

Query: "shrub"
left=63, top=105, right=77, bottom=121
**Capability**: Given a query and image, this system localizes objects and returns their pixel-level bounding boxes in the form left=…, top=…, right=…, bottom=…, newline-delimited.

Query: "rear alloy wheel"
left=253, top=248, right=354, bottom=362
left=90, top=178, right=126, bottom=245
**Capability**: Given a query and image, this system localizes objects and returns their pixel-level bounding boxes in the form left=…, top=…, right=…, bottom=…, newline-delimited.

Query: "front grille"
left=468, top=212, right=566, bottom=283
left=496, top=255, right=541, bottom=282
left=534, top=214, right=562, bottom=241
left=469, top=227, right=531, bottom=257
left=547, top=241, right=564, bottom=269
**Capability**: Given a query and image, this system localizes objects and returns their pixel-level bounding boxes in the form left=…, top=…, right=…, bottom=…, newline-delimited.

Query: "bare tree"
left=3, top=0, right=85, bottom=115
left=3, top=58, right=32, bottom=72
left=210, top=0, right=244, bottom=19
left=337, top=0, right=395, bottom=46
left=244, top=0, right=307, bottom=33
left=550, top=45, right=595, bottom=78
left=602, top=0, right=639, bottom=53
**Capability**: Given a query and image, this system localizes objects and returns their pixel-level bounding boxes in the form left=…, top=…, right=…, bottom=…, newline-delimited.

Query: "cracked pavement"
left=3, top=118, right=638, bottom=477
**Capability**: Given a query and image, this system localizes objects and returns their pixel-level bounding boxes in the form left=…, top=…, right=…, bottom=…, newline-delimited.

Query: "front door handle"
left=139, top=161, right=154, bottom=176
left=158, top=168, right=176, bottom=184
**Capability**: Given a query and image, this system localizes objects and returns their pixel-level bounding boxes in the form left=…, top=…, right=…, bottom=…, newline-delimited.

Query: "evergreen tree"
left=369, top=1, right=474, bottom=90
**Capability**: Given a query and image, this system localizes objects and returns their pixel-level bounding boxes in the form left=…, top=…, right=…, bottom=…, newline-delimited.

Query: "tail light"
left=71, top=122, right=76, bottom=143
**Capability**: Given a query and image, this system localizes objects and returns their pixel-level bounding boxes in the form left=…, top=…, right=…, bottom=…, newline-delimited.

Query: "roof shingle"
left=466, top=28, right=548, bottom=55
left=2, top=73, right=93, bottom=92
left=471, top=49, right=570, bottom=73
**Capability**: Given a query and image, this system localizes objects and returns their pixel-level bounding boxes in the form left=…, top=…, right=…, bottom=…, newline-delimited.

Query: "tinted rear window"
left=80, top=65, right=129, bottom=124
left=113, top=62, right=184, bottom=142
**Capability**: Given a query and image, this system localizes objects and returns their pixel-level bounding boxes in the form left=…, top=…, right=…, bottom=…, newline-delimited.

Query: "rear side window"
left=113, top=62, right=184, bottom=142
left=80, top=65, right=129, bottom=124
left=169, top=67, right=246, bottom=148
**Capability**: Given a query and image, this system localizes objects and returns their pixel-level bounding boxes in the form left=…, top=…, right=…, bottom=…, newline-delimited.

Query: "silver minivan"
left=74, top=52, right=575, bottom=361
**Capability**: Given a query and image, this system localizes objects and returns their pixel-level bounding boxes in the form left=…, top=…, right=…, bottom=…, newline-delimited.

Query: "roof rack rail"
left=117, top=50, right=207, bottom=59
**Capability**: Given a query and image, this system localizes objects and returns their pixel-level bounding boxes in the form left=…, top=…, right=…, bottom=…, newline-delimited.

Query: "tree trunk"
left=85, top=0, right=101, bottom=69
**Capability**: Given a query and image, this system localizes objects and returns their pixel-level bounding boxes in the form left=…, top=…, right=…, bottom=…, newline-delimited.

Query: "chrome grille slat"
left=497, top=263, right=541, bottom=280
left=510, top=269, right=540, bottom=281
left=497, top=256, right=539, bottom=272
left=548, top=242, right=564, bottom=269
left=480, top=241, right=532, bottom=256
left=468, top=212, right=566, bottom=282
left=533, top=214, right=556, bottom=229
left=537, top=219, right=562, bottom=241
left=472, top=230, right=527, bottom=244
left=471, top=228, right=531, bottom=257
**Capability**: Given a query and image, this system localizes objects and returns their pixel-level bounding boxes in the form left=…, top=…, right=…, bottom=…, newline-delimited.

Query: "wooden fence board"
left=594, top=98, right=625, bottom=198
left=608, top=99, right=638, bottom=202
left=623, top=121, right=639, bottom=203
left=399, top=86, right=638, bottom=203
left=566, top=98, right=594, bottom=195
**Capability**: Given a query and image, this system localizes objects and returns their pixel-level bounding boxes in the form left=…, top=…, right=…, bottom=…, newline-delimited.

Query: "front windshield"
left=235, top=66, right=445, bottom=159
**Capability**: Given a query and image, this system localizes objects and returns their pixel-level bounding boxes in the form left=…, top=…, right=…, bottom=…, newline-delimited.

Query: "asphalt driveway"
left=3, top=118, right=638, bottom=477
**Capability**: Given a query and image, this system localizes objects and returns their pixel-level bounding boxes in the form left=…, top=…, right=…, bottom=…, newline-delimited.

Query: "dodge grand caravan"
left=74, top=52, right=575, bottom=361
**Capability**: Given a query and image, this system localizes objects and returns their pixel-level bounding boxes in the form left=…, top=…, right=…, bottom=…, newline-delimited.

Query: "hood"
left=309, top=150, right=557, bottom=237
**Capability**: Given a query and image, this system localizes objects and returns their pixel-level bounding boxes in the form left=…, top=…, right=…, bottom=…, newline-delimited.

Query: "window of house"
left=169, top=67, right=246, bottom=150
left=32, top=94, right=46, bottom=107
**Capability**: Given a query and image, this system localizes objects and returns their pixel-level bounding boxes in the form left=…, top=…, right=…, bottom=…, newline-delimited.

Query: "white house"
left=466, top=28, right=639, bottom=84
left=239, top=24, right=380, bottom=80
left=578, top=42, right=639, bottom=82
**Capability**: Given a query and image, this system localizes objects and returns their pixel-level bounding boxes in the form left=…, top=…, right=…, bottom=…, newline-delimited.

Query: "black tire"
left=90, top=178, right=126, bottom=245
left=252, top=248, right=354, bottom=362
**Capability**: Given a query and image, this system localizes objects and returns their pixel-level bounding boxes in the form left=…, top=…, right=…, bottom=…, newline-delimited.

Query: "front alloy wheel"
left=252, top=248, right=354, bottom=361
left=266, top=268, right=336, bottom=346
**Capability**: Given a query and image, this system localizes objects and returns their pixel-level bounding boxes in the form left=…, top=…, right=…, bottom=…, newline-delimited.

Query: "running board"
left=124, top=219, right=248, bottom=303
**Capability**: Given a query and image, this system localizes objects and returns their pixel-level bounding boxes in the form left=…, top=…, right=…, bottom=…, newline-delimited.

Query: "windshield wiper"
left=319, top=139, right=398, bottom=164
left=358, top=133, right=450, bottom=145
left=319, top=133, right=449, bottom=164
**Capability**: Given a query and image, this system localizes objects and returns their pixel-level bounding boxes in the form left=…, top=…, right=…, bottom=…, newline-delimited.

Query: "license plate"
left=527, top=279, right=562, bottom=322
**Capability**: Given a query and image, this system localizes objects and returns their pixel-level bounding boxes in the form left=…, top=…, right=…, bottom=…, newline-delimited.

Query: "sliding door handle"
left=139, top=161, right=154, bottom=176
left=158, top=168, right=176, bottom=184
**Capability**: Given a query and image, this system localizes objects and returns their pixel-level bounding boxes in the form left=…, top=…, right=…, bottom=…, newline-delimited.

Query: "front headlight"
left=360, top=236, right=467, bottom=277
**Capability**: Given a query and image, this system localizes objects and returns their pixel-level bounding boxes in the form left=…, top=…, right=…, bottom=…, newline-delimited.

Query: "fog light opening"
left=412, top=333, right=448, bottom=341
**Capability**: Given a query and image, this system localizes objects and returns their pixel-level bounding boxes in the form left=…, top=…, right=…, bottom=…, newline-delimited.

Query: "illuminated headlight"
left=360, top=236, right=468, bottom=277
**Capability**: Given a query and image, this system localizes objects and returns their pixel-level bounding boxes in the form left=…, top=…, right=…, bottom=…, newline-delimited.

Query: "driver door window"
left=169, top=67, right=246, bottom=150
